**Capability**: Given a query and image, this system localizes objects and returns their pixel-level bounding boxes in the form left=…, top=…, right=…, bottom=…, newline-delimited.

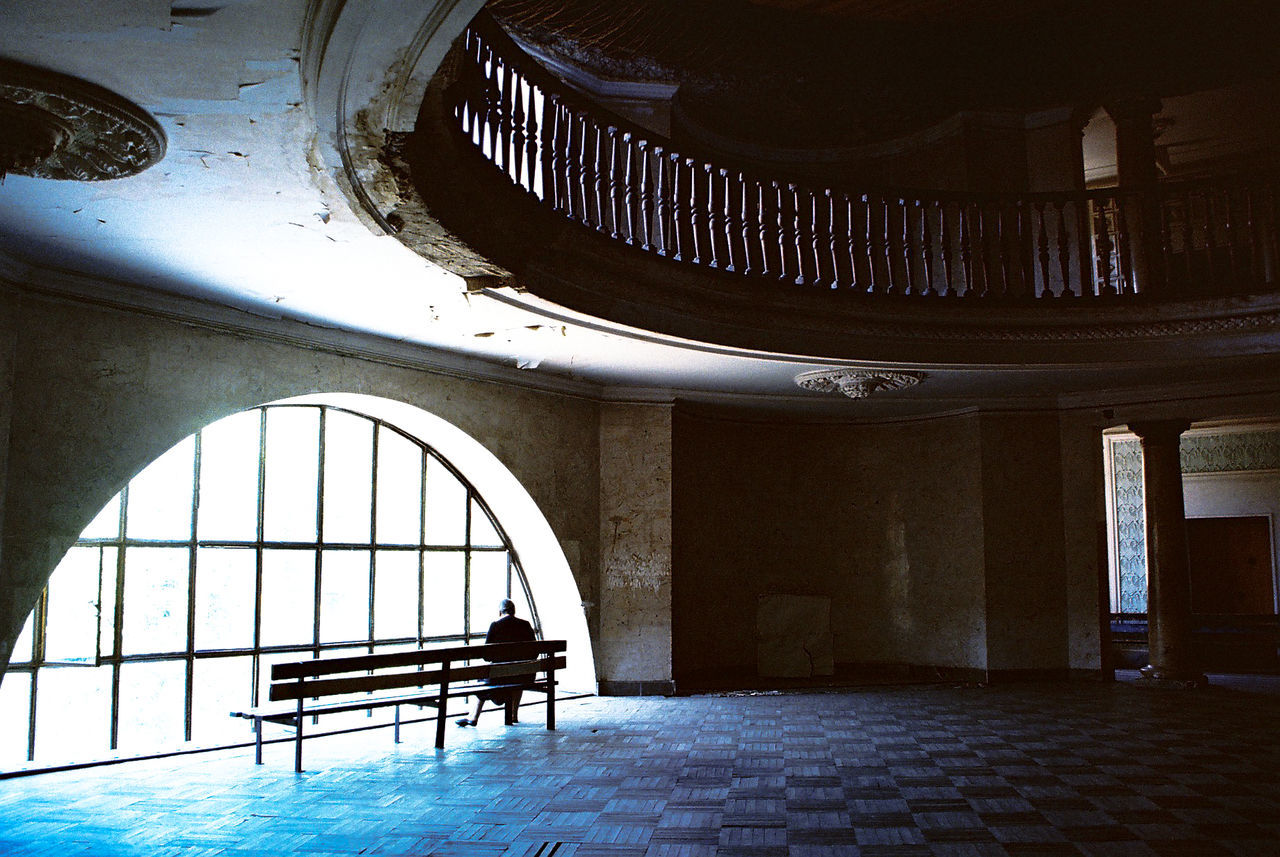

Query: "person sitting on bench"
left=456, top=598, right=535, bottom=727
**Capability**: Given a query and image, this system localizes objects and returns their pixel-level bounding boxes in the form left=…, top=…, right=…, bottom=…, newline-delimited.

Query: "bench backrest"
left=268, top=640, right=567, bottom=702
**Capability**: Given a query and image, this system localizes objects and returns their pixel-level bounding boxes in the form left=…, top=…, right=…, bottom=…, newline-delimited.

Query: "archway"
left=1, top=393, right=594, bottom=767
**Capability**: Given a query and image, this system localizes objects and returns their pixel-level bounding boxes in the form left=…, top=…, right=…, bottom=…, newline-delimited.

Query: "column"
left=1128, top=420, right=1205, bottom=688
left=1105, top=97, right=1166, bottom=294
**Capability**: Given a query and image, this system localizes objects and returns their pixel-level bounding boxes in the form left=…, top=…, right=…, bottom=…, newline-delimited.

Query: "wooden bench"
left=230, top=640, right=566, bottom=771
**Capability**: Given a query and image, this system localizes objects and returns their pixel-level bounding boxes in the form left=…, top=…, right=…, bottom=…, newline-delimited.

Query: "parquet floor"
left=2, top=677, right=1280, bottom=856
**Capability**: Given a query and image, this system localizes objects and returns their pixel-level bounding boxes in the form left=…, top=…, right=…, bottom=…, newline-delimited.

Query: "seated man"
left=456, top=598, right=535, bottom=727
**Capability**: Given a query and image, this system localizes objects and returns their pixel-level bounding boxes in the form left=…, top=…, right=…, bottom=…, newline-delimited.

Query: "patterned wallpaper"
left=1111, top=428, right=1280, bottom=614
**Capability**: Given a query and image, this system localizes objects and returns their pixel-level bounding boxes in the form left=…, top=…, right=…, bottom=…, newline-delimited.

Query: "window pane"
left=376, top=430, right=422, bottom=545
left=117, top=660, right=186, bottom=753
left=0, top=671, right=31, bottom=767
left=320, top=550, right=370, bottom=644
left=192, top=656, right=253, bottom=746
left=469, top=551, right=510, bottom=634
left=263, top=407, right=319, bottom=542
left=45, top=547, right=102, bottom=663
left=81, top=494, right=121, bottom=540
left=470, top=499, right=503, bottom=547
left=424, top=455, right=467, bottom=546
left=122, top=547, right=190, bottom=656
left=34, top=665, right=111, bottom=763
left=126, top=437, right=195, bottom=540
left=198, top=409, right=261, bottom=541
left=511, top=568, right=535, bottom=631
left=423, top=551, right=465, bottom=638
left=99, top=548, right=118, bottom=659
left=195, top=548, right=256, bottom=651
left=374, top=551, right=418, bottom=640
left=11, top=608, right=36, bottom=665
left=260, top=549, right=315, bottom=648
left=322, top=410, right=373, bottom=544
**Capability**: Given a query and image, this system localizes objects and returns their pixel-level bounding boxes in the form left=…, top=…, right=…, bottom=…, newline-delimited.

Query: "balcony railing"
left=449, top=13, right=1279, bottom=302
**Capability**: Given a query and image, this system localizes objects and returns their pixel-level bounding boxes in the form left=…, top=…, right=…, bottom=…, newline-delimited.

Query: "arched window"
left=0, top=403, right=537, bottom=767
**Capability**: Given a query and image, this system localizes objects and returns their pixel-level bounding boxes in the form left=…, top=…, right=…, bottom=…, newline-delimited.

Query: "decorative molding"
left=795, top=368, right=923, bottom=399
left=0, top=59, right=164, bottom=181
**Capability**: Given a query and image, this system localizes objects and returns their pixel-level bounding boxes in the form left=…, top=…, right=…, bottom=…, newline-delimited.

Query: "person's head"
left=499, top=598, right=516, bottom=616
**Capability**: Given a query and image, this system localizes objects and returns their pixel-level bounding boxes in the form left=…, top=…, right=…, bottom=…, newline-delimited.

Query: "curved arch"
left=281, top=393, right=595, bottom=690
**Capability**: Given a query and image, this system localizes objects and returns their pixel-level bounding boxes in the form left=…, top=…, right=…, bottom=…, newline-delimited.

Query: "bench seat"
left=230, top=640, right=566, bottom=771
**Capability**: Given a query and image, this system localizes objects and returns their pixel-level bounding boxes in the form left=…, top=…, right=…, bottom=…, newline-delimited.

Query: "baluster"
left=592, top=127, right=609, bottom=233
left=637, top=141, right=653, bottom=251
left=689, top=159, right=705, bottom=265
left=670, top=153, right=686, bottom=261
left=498, top=56, right=513, bottom=174
left=901, top=199, right=916, bottom=295
left=998, top=202, right=1014, bottom=297
left=653, top=146, right=668, bottom=255
left=1093, top=203, right=1115, bottom=296
left=1204, top=190, right=1220, bottom=291
left=1076, top=195, right=1094, bottom=297
left=957, top=203, right=972, bottom=296
left=883, top=197, right=897, bottom=294
left=827, top=190, right=840, bottom=288
left=510, top=69, right=525, bottom=186
left=1036, top=202, right=1053, bottom=297
left=573, top=113, right=590, bottom=225
left=1115, top=196, right=1134, bottom=294
left=740, top=173, right=755, bottom=275
left=542, top=95, right=561, bottom=210
left=1244, top=185, right=1260, bottom=286
left=977, top=203, right=995, bottom=297
left=776, top=181, right=789, bottom=281
left=526, top=83, right=541, bottom=197
left=792, top=184, right=807, bottom=285
left=810, top=188, right=824, bottom=286
left=920, top=199, right=934, bottom=296
left=723, top=169, right=739, bottom=272
left=870, top=195, right=880, bottom=295
left=1183, top=189, right=1198, bottom=292
left=606, top=127, right=621, bottom=240
left=1158, top=185, right=1174, bottom=294
left=844, top=195, right=860, bottom=291
left=1056, top=200, right=1072, bottom=297
left=622, top=133, right=636, bottom=245
left=563, top=108, right=580, bottom=221
left=757, top=181, right=770, bottom=277
left=484, top=48, right=501, bottom=164
left=1223, top=185, right=1240, bottom=287
left=704, top=163, right=720, bottom=268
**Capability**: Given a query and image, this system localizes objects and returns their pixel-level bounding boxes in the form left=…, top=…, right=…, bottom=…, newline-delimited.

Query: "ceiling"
left=2, top=0, right=1279, bottom=419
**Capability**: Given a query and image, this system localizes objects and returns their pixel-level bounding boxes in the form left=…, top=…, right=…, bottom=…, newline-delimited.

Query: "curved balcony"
left=385, top=10, right=1280, bottom=365
left=451, top=14, right=1277, bottom=302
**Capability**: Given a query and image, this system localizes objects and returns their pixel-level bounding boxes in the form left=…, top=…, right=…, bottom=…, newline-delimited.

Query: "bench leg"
left=294, top=697, right=304, bottom=774
left=254, top=716, right=263, bottom=765
left=435, top=670, right=450, bottom=750
left=394, top=705, right=401, bottom=744
left=547, top=671, right=556, bottom=731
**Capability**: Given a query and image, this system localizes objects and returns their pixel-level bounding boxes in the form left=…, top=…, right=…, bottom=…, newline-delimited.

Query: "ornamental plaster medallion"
left=0, top=59, right=165, bottom=182
left=795, top=368, right=923, bottom=399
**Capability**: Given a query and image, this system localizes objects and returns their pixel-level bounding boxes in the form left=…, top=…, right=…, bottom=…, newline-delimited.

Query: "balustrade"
left=453, top=15, right=1279, bottom=302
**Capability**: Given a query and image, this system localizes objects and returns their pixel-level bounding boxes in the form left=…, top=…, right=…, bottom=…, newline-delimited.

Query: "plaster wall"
left=671, top=406, right=990, bottom=685
left=978, top=412, right=1070, bottom=673
left=597, top=403, right=673, bottom=692
left=1061, top=412, right=1107, bottom=671
left=0, top=290, right=603, bottom=681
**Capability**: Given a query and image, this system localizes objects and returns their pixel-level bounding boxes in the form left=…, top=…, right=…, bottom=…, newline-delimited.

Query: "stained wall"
left=671, top=404, right=1098, bottom=687
left=0, top=289, right=608, bottom=684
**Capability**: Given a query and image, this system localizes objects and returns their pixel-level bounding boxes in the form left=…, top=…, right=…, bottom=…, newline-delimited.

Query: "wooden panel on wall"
left=1187, top=515, right=1275, bottom=614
